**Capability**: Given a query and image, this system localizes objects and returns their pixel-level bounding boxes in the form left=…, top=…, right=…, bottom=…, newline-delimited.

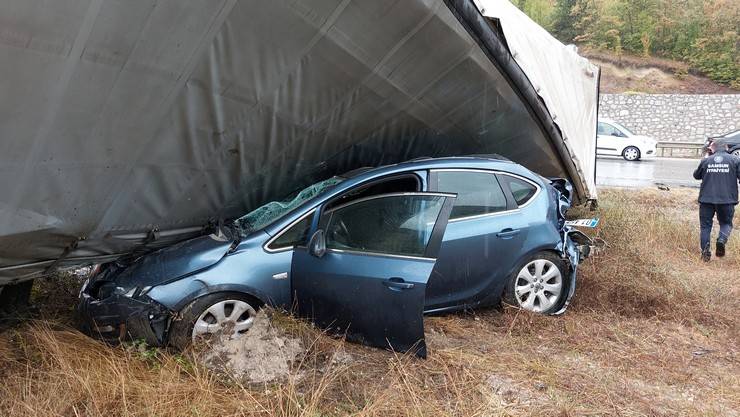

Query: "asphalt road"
left=595, top=156, right=702, bottom=189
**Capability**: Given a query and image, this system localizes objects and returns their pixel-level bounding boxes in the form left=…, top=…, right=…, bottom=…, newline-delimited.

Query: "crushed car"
left=78, top=155, right=592, bottom=357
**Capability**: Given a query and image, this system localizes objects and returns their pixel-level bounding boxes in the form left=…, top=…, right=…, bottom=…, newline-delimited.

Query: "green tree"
left=551, top=0, right=578, bottom=41
left=514, top=0, right=556, bottom=28
left=532, top=0, right=739, bottom=86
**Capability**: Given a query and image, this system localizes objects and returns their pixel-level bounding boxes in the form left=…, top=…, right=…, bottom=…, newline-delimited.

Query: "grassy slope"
left=1, top=188, right=738, bottom=417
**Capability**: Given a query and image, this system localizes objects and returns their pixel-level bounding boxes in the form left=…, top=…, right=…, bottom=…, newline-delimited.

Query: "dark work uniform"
left=692, top=150, right=740, bottom=251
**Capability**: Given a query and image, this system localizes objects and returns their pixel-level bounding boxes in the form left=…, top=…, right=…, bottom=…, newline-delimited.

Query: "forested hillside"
left=515, top=0, right=739, bottom=88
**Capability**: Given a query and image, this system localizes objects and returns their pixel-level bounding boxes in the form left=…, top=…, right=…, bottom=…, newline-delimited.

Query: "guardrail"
left=657, top=141, right=705, bottom=158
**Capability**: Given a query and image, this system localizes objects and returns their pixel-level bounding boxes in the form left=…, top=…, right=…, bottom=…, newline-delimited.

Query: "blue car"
left=78, top=156, right=591, bottom=357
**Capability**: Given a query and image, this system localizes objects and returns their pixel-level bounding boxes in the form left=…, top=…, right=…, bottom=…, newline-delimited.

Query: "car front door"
left=597, top=122, right=624, bottom=155
left=291, top=192, right=455, bottom=358
left=425, top=169, right=526, bottom=311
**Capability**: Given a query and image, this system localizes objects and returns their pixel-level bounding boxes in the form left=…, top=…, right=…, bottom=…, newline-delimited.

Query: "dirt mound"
left=582, top=48, right=738, bottom=94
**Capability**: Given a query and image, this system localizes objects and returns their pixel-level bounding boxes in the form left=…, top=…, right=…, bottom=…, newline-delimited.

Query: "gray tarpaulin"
left=0, top=0, right=598, bottom=284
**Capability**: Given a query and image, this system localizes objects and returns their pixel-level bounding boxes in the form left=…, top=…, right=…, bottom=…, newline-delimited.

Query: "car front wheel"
left=622, top=146, right=640, bottom=161
left=504, top=252, right=568, bottom=314
left=169, top=292, right=261, bottom=350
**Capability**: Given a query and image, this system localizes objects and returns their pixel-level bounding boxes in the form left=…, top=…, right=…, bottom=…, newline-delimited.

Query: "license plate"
left=565, top=218, right=600, bottom=228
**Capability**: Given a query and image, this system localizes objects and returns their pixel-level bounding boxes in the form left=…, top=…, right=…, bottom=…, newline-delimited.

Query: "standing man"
left=693, top=138, right=740, bottom=261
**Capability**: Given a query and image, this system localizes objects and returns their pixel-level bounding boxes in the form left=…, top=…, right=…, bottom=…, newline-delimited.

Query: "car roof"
left=721, top=130, right=740, bottom=139
left=262, top=155, right=537, bottom=236
left=709, top=130, right=740, bottom=140
left=354, top=155, right=516, bottom=177
left=335, top=155, right=516, bottom=181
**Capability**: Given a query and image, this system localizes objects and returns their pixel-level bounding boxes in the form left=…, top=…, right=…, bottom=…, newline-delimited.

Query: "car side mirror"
left=308, top=229, right=326, bottom=258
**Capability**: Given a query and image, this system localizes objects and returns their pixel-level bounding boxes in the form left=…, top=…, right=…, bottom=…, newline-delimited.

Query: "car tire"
left=622, top=146, right=640, bottom=161
left=503, top=252, right=569, bottom=314
left=169, top=292, right=261, bottom=350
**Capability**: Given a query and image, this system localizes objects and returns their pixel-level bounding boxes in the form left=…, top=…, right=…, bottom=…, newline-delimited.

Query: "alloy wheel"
left=514, top=259, right=563, bottom=313
left=192, top=299, right=257, bottom=341
left=623, top=147, right=640, bottom=161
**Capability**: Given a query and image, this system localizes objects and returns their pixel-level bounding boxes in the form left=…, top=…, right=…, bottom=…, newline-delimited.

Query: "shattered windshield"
left=235, top=177, right=344, bottom=236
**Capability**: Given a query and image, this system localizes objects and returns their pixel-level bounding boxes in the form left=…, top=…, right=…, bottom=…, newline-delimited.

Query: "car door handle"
left=496, top=228, right=520, bottom=239
left=383, top=277, right=414, bottom=290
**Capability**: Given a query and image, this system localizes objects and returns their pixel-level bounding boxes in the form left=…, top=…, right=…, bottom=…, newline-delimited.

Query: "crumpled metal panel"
left=0, top=0, right=595, bottom=284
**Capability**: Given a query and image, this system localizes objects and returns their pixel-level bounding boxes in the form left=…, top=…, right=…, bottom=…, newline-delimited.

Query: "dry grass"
left=1, top=188, right=739, bottom=417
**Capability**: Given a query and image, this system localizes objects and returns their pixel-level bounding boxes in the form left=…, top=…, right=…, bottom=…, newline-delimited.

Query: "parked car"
left=78, top=156, right=592, bottom=357
left=597, top=118, right=657, bottom=161
left=704, top=130, right=740, bottom=156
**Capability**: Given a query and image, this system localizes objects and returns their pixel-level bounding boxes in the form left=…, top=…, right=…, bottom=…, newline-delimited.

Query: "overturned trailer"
left=0, top=0, right=599, bottom=290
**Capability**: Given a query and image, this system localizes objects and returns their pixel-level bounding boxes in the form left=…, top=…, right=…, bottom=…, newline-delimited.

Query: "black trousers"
left=699, top=203, right=735, bottom=250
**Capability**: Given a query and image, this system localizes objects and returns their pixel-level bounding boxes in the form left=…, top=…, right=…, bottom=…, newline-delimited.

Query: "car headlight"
left=113, top=286, right=138, bottom=298
left=91, top=281, right=137, bottom=299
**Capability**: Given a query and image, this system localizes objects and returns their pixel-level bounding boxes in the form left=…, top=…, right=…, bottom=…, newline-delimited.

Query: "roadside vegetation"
left=584, top=47, right=739, bottom=93
left=515, top=0, right=740, bottom=89
left=1, top=188, right=738, bottom=416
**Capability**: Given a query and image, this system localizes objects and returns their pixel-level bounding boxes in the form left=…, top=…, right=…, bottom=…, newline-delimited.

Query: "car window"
left=502, top=176, right=538, bottom=206
left=324, top=174, right=420, bottom=212
left=324, top=195, right=446, bottom=257
left=597, top=122, right=607, bottom=135
left=434, top=171, right=507, bottom=219
left=267, top=211, right=314, bottom=250
left=598, top=123, right=623, bottom=137
left=612, top=121, right=635, bottom=136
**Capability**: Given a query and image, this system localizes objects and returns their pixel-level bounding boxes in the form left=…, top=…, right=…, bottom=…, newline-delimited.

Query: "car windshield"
left=235, top=177, right=344, bottom=236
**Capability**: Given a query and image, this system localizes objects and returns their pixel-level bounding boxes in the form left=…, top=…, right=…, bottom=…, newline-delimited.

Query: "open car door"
left=291, top=192, right=455, bottom=358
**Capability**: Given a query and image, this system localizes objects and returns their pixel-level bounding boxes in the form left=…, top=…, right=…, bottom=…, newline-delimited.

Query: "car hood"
left=110, top=231, right=234, bottom=289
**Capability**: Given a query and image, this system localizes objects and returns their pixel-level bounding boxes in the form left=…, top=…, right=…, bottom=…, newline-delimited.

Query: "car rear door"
left=424, top=169, right=525, bottom=310
left=291, top=192, right=455, bottom=358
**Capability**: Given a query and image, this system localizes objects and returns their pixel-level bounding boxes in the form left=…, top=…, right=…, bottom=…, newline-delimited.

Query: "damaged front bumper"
left=77, top=276, right=172, bottom=345
left=548, top=177, right=595, bottom=316
left=551, top=227, right=594, bottom=316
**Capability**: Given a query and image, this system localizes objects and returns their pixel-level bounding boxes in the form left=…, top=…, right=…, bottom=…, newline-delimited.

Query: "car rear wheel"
left=504, top=252, right=567, bottom=314
left=622, top=146, right=640, bottom=161
left=169, top=292, right=261, bottom=350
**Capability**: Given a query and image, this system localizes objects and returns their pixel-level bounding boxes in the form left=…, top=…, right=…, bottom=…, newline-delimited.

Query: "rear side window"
left=501, top=176, right=538, bottom=206
left=434, top=171, right=507, bottom=219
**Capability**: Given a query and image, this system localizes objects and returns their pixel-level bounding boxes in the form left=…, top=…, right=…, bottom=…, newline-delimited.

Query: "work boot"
left=716, top=240, right=726, bottom=258
left=702, top=244, right=712, bottom=262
